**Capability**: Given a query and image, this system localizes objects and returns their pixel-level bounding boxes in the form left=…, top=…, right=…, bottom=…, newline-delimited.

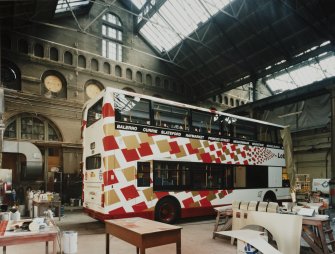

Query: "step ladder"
left=302, top=218, right=335, bottom=254
left=321, top=219, right=335, bottom=254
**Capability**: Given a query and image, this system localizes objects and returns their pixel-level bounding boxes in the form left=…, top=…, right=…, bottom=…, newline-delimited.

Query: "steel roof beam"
left=197, top=42, right=334, bottom=100
left=136, top=0, right=167, bottom=32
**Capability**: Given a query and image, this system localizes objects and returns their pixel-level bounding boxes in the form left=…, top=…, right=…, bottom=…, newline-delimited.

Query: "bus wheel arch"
left=263, top=191, right=277, bottom=202
left=155, top=196, right=181, bottom=224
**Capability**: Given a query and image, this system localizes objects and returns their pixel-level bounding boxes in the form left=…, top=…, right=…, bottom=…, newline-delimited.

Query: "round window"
left=44, top=75, right=63, bottom=93
left=86, top=84, right=102, bottom=99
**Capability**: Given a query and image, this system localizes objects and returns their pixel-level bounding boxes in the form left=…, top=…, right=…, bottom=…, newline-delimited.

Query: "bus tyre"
left=155, top=198, right=180, bottom=224
left=263, top=191, right=277, bottom=202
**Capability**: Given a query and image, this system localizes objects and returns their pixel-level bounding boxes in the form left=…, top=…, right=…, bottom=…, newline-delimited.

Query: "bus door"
left=135, top=161, right=152, bottom=210
left=84, top=153, right=104, bottom=211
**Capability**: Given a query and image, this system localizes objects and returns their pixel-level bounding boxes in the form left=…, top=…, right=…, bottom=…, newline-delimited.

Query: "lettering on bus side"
left=143, top=128, right=158, bottom=134
left=277, top=153, right=285, bottom=159
left=114, top=121, right=284, bottom=149
left=116, top=124, right=138, bottom=131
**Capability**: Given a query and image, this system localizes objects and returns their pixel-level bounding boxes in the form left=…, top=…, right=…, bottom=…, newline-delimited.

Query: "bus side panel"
left=95, top=129, right=289, bottom=220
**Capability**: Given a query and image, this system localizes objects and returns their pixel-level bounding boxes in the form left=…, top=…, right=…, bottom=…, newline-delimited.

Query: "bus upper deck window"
left=114, top=93, right=150, bottom=125
left=87, top=99, right=103, bottom=127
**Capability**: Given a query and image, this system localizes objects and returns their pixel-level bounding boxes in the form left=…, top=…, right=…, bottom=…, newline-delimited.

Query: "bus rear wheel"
left=263, top=191, right=277, bottom=202
left=155, top=198, right=180, bottom=224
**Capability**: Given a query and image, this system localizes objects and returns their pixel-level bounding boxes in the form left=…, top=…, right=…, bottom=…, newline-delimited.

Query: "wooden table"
left=105, top=217, right=182, bottom=254
left=33, top=200, right=61, bottom=221
left=302, top=216, right=335, bottom=254
left=0, top=220, right=58, bottom=254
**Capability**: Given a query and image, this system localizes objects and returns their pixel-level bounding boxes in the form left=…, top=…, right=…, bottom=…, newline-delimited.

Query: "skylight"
left=266, top=51, right=335, bottom=93
left=55, top=0, right=90, bottom=13
left=134, top=0, right=231, bottom=52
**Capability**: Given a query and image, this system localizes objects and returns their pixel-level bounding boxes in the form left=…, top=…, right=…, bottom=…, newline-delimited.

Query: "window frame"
left=101, top=13, right=123, bottom=61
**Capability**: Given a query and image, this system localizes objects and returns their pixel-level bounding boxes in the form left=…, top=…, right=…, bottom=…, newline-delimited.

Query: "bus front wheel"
left=155, top=198, right=180, bottom=224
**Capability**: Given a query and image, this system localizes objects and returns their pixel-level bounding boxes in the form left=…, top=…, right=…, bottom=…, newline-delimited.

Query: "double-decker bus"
left=82, top=88, right=290, bottom=223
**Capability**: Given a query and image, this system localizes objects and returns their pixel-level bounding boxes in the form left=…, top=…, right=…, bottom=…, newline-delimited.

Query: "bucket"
left=63, top=231, right=78, bottom=254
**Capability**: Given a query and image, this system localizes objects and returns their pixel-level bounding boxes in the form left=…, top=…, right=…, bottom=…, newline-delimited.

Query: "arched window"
left=224, top=96, right=228, bottom=105
left=102, top=13, right=123, bottom=62
left=34, top=43, right=44, bottom=58
left=146, top=74, right=152, bottom=86
left=4, top=114, right=62, bottom=141
left=18, top=39, right=28, bottom=54
left=64, top=51, right=73, bottom=65
left=50, top=47, right=59, bottom=61
left=230, top=98, right=234, bottom=106
left=236, top=99, right=240, bottom=106
left=164, top=79, right=169, bottom=89
left=172, top=81, right=176, bottom=91
left=103, top=62, right=111, bottom=74
left=218, top=94, right=222, bottom=104
left=78, top=55, right=86, bottom=68
left=126, top=68, right=132, bottom=80
left=1, top=60, right=21, bottom=91
left=123, top=87, right=135, bottom=93
left=115, top=65, right=122, bottom=77
left=136, top=71, right=142, bottom=83
left=91, top=58, right=99, bottom=71
left=155, top=77, right=161, bottom=87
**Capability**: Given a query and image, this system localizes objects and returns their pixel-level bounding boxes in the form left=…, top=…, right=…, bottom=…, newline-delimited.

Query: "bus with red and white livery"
left=82, top=87, right=290, bottom=223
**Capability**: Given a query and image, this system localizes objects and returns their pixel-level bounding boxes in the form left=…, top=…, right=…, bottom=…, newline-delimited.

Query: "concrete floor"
left=4, top=209, right=318, bottom=254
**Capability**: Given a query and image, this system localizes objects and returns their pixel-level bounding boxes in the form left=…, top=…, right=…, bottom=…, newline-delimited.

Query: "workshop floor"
left=3, top=208, right=326, bottom=254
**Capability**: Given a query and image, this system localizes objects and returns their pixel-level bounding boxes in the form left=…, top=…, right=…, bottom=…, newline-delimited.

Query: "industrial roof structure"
left=1, top=0, right=335, bottom=102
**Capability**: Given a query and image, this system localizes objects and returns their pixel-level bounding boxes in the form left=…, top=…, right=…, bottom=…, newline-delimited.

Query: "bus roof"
left=84, top=87, right=285, bottom=129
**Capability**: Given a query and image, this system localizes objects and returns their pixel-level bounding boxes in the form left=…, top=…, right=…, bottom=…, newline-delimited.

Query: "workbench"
left=0, top=220, right=58, bottom=254
left=105, top=217, right=182, bottom=254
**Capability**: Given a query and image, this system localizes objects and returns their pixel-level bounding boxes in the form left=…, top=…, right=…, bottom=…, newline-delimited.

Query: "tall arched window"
left=102, top=13, right=123, bottom=62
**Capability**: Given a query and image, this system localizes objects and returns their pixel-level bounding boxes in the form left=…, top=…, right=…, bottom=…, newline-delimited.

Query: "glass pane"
left=86, top=154, right=101, bottom=170
left=191, top=111, right=220, bottom=135
left=153, top=103, right=189, bottom=131
left=137, top=162, right=150, bottom=187
left=87, top=99, right=103, bottom=127
left=4, top=121, right=17, bottom=138
left=115, top=93, right=150, bottom=125
left=48, top=124, right=60, bottom=141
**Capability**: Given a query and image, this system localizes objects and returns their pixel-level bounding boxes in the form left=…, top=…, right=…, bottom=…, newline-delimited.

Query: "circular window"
left=86, top=83, right=102, bottom=99
left=44, top=75, right=63, bottom=93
